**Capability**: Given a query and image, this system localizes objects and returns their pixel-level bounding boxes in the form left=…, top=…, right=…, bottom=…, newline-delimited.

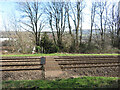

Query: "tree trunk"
left=100, top=14, right=104, bottom=49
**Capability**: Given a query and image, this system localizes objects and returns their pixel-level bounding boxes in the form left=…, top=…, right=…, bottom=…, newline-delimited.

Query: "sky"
left=0, top=0, right=119, bottom=32
left=0, top=1, right=16, bottom=31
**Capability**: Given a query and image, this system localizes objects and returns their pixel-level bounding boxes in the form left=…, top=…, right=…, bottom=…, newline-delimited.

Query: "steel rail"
left=61, top=64, right=120, bottom=69
left=0, top=64, right=42, bottom=67
left=59, top=62, right=120, bottom=65
left=1, top=68, right=42, bottom=71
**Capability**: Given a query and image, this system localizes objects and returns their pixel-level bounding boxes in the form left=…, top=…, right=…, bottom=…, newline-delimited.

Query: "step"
left=44, top=57, right=64, bottom=78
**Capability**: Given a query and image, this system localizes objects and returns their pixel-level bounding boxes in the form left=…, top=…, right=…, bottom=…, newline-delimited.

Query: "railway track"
left=1, top=56, right=120, bottom=80
left=1, top=56, right=120, bottom=71
left=0, top=57, right=41, bottom=60
left=54, top=56, right=120, bottom=70
left=1, top=68, right=42, bottom=71
left=60, top=64, right=120, bottom=69
left=1, top=57, right=42, bottom=71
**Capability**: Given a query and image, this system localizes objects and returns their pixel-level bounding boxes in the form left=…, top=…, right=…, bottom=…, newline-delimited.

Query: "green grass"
left=2, top=76, right=120, bottom=89
left=2, top=53, right=120, bottom=57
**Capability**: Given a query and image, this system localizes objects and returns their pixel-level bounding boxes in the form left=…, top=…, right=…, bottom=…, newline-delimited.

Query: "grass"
left=2, top=53, right=120, bottom=57
left=2, top=76, right=120, bottom=89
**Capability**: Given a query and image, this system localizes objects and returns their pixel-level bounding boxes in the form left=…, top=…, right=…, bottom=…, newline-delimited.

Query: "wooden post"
left=41, top=57, right=46, bottom=80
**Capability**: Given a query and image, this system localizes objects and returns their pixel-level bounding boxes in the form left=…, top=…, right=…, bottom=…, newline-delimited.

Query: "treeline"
left=3, top=1, right=120, bottom=54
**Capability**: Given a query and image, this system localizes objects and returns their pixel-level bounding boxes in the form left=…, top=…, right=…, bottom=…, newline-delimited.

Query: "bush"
left=36, top=46, right=41, bottom=53
left=2, top=40, right=14, bottom=46
left=78, top=43, right=99, bottom=53
left=79, top=43, right=88, bottom=53
left=40, top=32, right=59, bottom=53
left=51, top=45, right=59, bottom=53
left=69, top=40, right=76, bottom=53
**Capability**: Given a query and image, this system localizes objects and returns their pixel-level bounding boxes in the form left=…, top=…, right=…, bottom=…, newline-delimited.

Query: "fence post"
left=41, top=57, right=46, bottom=80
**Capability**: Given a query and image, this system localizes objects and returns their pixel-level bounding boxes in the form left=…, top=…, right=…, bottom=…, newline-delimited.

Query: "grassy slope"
left=2, top=53, right=120, bottom=57
left=2, top=76, right=120, bottom=88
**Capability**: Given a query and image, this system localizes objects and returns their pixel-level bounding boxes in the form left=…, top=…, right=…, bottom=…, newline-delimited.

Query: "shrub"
left=36, top=46, right=41, bottom=53
left=69, top=40, right=76, bottom=53
left=40, top=32, right=59, bottom=53
left=79, top=43, right=88, bottom=53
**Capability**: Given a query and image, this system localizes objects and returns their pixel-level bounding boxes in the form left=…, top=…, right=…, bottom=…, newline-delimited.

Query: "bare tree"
left=66, top=2, right=72, bottom=35
left=96, top=1, right=107, bottom=49
left=104, top=2, right=118, bottom=48
left=45, top=2, right=67, bottom=49
left=111, top=4, right=115, bottom=46
left=18, top=1, right=45, bottom=52
left=68, top=1, right=85, bottom=51
left=88, top=2, right=97, bottom=45
left=117, top=1, right=120, bottom=49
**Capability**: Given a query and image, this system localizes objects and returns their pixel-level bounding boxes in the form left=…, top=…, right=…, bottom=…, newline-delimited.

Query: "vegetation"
left=40, top=32, right=59, bottom=53
left=1, top=1, right=120, bottom=54
left=2, top=76, right=119, bottom=89
left=2, top=53, right=120, bottom=57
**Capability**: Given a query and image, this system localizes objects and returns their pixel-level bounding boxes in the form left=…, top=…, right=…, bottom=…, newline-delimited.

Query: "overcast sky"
left=0, top=0, right=119, bottom=32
